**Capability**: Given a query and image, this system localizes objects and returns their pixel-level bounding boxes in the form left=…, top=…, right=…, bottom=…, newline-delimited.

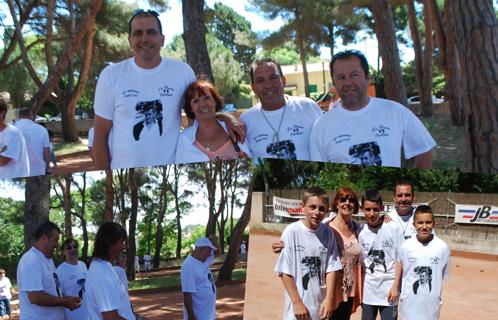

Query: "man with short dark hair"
left=17, top=221, right=82, bottom=319
left=240, top=58, right=323, bottom=160
left=15, top=108, right=51, bottom=176
left=181, top=237, right=218, bottom=320
left=310, top=50, right=436, bottom=168
left=93, top=9, right=196, bottom=170
left=388, top=180, right=419, bottom=240
left=0, top=100, right=29, bottom=179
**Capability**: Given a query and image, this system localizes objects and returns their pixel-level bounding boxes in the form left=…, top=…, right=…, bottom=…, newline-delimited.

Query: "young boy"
left=275, top=187, right=342, bottom=320
left=358, top=190, right=404, bottom=320
left=399, top=205, right=450, bottom=320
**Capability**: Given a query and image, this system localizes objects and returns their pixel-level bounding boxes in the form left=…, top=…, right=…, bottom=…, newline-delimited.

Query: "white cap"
left=194, top=237, right=217, bottom=251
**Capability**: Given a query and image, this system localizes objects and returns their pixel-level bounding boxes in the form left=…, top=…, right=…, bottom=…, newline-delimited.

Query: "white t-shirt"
left=388, top=208, right=436, bottom=241
left=17, top=247, right=64, bottom=320
left=113, top=266, right=128, bottom=291
left=144, top=255, right=152, bottom=267
left=240, top=243, right=247, bottom=255
left=359, top=221, right=404, bottom=306
left=15, top=119, right=50, bottom=176
left=309, top=97, right=437, bottom=167
left=275, top=221, right=342, bottom=320
left=181, top=255, right=217, bottom=320
left=56, top=261, right=89, bottom=320
left=240, top=95, right=323, bottom=161
left=175, top=120, right=252, bottom=164
left=88, top=127, right=94, bottom=148
left=0, top=123, right=29, bottom=179
left=86, top=259, right=134, bottom=320
left=399, top=236, right=450, bottom=320
left=93, top=57, right=196, bottom=169
left=0, top=276, right=12, bottom=300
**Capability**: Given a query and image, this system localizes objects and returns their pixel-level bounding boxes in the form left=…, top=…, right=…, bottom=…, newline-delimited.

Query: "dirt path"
left=244, top=229, right=498, bottom=320
left=52, top=150, right=95, bottom=174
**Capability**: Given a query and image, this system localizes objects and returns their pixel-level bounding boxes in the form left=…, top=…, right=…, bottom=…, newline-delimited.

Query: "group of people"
left=0, top=101, right=54, bottom=179
left=91, top=9, right=436, bottom=171
left=274, top=180, right=450, bottom=320
left=0, top=8, right=437, bottom=179
left=13, top=220, right=140, bottom=320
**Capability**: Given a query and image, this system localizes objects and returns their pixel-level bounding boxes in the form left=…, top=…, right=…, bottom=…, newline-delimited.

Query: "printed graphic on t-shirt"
left=301, top=256, right=321, bottom=290
left=53, top=272, right=62, bottom=297
left=207, top=273, right=216, bottom=293
left=413, top=266, right=432, bottom=294
left=77, top=278, right=86, bottom=298
left=367, top=249, right=387, bottom=273
left=133, top=100, right=163, bottom=141
left=349, top=141, right=382, bottom=166
left=266, top=139, right=297, bottom=160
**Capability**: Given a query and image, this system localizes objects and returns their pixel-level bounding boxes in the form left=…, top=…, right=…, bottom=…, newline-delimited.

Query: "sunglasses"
left=131, top=9, right=159, bottom=18
left=65, top=244, right=78, bottom=250
left=338, top=196, right=355, bottom=203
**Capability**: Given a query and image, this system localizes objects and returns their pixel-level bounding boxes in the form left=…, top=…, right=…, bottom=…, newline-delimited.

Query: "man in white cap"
left=180, top=237, right=218, bottom=320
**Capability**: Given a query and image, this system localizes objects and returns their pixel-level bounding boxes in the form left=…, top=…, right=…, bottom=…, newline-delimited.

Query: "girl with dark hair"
left=175, top=80, right=251, bottom=164
left=85, top=222, right=143, bottom=320
left=55, top=238, right=89, bottom=319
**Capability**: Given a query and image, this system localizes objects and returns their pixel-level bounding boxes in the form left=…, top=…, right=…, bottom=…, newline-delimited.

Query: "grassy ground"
left=53, top=138, right=89, bottom=155
left=420, top=113, right=466, bottom=170
left=128, top=268, right=247, bottom=291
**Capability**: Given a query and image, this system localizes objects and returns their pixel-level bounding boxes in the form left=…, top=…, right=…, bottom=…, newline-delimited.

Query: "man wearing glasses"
left=93, top=9, right=196, bottom=170
left=241, top=58, right=323, bottom=160
left=309, top=50, right=436, bottom=168
left=17, top=221, right=82, bottom=319
left=180, top=237, right=218, bottom=320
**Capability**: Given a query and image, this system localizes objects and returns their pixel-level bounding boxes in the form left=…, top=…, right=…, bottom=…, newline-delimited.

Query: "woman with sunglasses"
left=175, top=80, right=251, bottom=164
left=325, top=187, right=363, bottom=320
left=55, top=239, right=89, bottom=320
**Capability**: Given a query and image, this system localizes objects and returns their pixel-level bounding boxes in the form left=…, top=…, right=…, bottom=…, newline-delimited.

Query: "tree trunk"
left=420, top=2, right=433, bottom=117
left=24, top=176, right=51, bottom=249
left=127, top=169, right=138, bottom=280
left=182, top=0, right=213, bottom=81
left=79, top=172, right=89, bottom=262
left=371, top=0, right=407, bottom=105
left=217, top=182, right=252, bottom=281
left=297, top=34, right=311, bottom=98
left=425, top=0, right=464, bottom=126
left=104, top=170, right=114, bottom=222
left=448, top=0, right=498, bottom=173
left=154, top=166, right=170, bottom=267
left=63, top=174, right=73, bottom=238
left=172, top=165, right=183, bottom=259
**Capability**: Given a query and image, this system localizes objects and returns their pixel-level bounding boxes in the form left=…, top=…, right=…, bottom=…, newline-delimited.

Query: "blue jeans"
left=361, top=304, right=398, bottom=320
left=0, top=299, right=11, bottom=317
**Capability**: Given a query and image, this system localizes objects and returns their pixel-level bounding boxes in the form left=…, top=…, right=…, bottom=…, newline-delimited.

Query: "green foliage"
left=206, top=2, right=257, bottom=71
left=0, top=198, right=25, bottom=276
left=402, top=60, right=446, bottom=97
left=256, top=42, right=320, bottom=65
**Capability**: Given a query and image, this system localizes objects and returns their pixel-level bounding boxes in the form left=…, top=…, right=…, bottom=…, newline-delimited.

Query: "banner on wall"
left=273, top=196, right=428, bottom=219
left=455, top=204, right=498, bottom=225
left=273, top=196, right=304, bottom=218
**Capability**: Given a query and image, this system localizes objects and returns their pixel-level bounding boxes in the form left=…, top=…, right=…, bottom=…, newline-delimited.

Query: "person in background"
left=0, top=268, right=12, bottom=320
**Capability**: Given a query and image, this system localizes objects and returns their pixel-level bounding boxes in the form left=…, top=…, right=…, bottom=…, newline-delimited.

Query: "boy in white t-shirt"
left=0, top=268, right=12, bottom=320
left=358, top=190, right=404, bottom=320
left=275, top=187, right=342, bottom=320
left=399, top=205, right=450, bottom=320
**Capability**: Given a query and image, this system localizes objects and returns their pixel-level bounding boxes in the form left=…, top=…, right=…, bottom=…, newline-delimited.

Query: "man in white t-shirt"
left=0, top=268, right=12, bottom=320
left=309, top=50, right=436, bottom=168
left=240, top=58, right=323, bottom=160
left=143, top=253, right=152, bottom=273
left=17, top=221, right=81, bottom=320
left=0, top=100, right=29, bottom=179
left=92, top=9, right=196, bottom=170
left=15, top=108, right=51, bottom=176
left=181, top=237, right=218, bottom=320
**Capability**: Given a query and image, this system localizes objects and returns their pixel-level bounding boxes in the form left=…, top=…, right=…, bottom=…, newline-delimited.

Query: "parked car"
left=35, top=115, right=47, bottom=123
left=407, top=96, right=445, bottom=104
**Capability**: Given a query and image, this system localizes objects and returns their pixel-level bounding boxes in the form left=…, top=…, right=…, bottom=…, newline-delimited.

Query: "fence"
left=260, top=189, right=498, bottom=241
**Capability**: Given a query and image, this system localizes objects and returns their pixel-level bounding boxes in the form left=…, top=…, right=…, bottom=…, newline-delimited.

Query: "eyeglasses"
left=339, top=196, right=355, bottom=203
left=66, top=244, right=78, bottom=250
